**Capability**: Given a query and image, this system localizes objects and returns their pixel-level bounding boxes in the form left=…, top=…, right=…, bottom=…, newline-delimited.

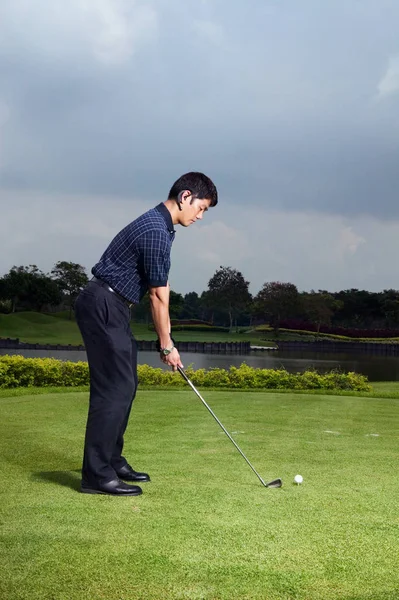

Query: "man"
left=74, top=172, right=218, bottom=496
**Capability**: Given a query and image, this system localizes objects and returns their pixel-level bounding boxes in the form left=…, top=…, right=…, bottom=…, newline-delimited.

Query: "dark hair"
left=168, top=172, right=218, bottom=207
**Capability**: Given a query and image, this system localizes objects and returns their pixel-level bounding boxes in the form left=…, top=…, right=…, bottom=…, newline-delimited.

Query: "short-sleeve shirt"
left=92, top=203, right=176, bottom=304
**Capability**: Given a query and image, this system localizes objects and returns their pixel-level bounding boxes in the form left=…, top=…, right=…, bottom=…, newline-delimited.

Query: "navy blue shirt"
left=92, top=203, right=176, bottom=304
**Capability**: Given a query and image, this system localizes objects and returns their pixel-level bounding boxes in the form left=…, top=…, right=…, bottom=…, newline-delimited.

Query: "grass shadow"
left=33, top=469, right=81, bottom=491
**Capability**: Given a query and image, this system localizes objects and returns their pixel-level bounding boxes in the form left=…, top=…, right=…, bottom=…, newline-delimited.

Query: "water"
left=1, top=348, right=399, bottom=381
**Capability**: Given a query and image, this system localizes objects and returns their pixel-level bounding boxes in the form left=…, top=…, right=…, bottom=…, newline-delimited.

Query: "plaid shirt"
left=92, top=203, right=176, bottom=304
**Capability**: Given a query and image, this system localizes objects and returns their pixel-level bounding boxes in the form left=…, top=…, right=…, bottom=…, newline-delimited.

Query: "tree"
left=207, top=266, right=252, bottom=331
left=381, top=289, right=399, bottom=327
left=199, top=290, right=216, bottom=323
left=0, top=265, right=63, bottom=312
left=132, top=289, right=184, bottom=326
left=131, top=292, right=151, bottom=325
left=169, top=290, right=184, bottom=319
left=333, top=289, right=381, bottom=328
left=180, top=291, right=202, bottom=320
left=1, top=265, right=41, bottom=312
left=28, top=276, right=63, bottom=312
left=51, top=261, right=89, bottom=319
left=301, top=290, right=342, bottom=333
left=254, top=281, right=300, bottom=331
left=0, top=278, right=12, bottom=313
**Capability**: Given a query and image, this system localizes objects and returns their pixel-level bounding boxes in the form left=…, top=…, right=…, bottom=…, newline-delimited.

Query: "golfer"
left=74, top=172, right=218, bottom=496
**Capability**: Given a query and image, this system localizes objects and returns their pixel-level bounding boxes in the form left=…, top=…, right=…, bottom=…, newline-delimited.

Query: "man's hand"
left=160, top=347, right=183, bottom=371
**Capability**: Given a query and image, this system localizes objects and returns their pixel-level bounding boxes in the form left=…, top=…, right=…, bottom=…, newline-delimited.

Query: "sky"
left=1, top=0, right=399, bottom=296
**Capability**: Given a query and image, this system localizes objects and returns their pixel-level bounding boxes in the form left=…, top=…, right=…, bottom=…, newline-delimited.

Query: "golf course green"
left=1, top=385, right=398, bottom=599
left=0, top=312, right=274, bottom=346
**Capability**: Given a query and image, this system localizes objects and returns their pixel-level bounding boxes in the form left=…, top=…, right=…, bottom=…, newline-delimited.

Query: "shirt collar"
left=155, top=203, right=175, bottom=235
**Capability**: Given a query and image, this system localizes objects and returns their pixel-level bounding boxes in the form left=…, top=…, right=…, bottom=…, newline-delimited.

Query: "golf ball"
left=294, top=474, right=303, bottom=484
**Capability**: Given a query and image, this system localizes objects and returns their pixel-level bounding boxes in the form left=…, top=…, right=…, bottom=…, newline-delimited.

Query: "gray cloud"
left=1, top=0, right=399, bottom=292
left=1, top=189, right=399, bottom=295
left=1, top=1, right=399, bottom=211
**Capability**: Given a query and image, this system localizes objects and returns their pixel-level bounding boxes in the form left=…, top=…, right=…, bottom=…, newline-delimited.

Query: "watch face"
left=162, top=348, right=171, bottom=355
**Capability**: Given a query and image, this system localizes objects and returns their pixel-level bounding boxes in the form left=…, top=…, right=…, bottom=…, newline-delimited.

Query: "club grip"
left=177, top=365, right=189, bottom=383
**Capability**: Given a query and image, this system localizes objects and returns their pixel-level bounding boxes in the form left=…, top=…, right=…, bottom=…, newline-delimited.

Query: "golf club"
left=177, top=366, right=282, bottom=489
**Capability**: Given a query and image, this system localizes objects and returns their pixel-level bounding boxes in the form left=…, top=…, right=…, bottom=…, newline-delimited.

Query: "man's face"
left=180, top=195, right=211, bottom=227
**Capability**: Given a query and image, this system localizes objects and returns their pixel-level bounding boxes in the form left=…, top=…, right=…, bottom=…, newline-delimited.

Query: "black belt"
left=91, top=277, right=133, bottom=308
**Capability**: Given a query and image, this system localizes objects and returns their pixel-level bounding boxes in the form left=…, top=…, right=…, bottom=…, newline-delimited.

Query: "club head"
left=265, top=478, right=283, bottom=489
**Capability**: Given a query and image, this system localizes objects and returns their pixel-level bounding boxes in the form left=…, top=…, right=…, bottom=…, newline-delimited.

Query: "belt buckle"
left=94, top=278, right=131, bottom=308
left=110, top=285, right=132, bottom=308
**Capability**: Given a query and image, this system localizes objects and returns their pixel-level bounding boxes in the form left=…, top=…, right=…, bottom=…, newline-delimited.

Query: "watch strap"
left=161, top=344, right=175, bottom=355
left=156, top=336, right=176, bottom=353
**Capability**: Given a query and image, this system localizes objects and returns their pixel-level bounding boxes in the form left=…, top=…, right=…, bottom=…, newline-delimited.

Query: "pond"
left=1, top=348, right=399, bottom=382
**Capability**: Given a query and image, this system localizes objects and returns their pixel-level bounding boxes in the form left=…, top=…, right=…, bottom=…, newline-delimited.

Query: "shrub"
left=171, top=325, right=230, bottom=333
left=0, top=300, right=12, bottom=314
left=170, top=319, right=213, bottom=326
left=256, top=323, right=399, bottom=343
left=0, top=355, right=89, bottom=388
left=172, top=324, right=230, bottom=333
left=0, top=356, right=372, bottom=392
left=278, top=319, right=399, bottom=339
left=148, top=323, right=230, bottom=333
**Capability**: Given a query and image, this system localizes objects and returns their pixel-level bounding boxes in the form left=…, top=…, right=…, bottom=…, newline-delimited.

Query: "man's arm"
left=149, top=283, right=183, bottom=370
left=148, top=283, right=172, bottom=350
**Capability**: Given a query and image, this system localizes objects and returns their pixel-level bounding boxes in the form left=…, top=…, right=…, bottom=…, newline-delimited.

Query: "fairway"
left=1, top=388, right=398, bottom=600
left=0, top=312, right=273, bottom=346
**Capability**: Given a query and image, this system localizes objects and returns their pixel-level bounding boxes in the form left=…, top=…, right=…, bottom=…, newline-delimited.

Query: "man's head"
left=166, top=172, right=218, bottom=227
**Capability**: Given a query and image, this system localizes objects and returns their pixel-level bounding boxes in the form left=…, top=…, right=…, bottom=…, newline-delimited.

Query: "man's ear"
left=177, top=190, right=192, bottom=206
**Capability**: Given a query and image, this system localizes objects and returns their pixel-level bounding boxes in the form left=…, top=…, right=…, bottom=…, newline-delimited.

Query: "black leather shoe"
left=116, top=464, right=151, bottom=482
left=80, top=477, right=142, bottom=496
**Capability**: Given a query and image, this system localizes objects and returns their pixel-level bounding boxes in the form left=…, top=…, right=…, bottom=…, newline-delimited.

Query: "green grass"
left=3, top=311, right=399, bottom=347
left=254, top=325, right=399, bottom=343
left=0, top=312, right=274, bottom=346
left=0, top=311, right=83, bottom=344
left=1, top=387, right=399, bottom=599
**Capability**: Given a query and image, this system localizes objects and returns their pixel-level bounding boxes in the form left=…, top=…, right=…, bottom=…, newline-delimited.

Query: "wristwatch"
left=161, top=344, right=175, bottom=356
left=156, top=337, right=176, bottom=354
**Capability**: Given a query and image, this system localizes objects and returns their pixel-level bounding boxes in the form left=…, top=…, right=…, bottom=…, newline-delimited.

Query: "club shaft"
left=177, top=366, right=267, bottom=487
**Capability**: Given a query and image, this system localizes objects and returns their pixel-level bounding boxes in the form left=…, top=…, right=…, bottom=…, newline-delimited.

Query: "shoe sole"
left=119, top=478, right=151, bottom=483
left=80, top=487, right=143, bottom=496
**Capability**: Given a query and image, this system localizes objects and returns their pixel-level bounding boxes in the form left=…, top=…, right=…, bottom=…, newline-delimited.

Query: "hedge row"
left=278, top=319, right=399, bottom=339
left=150, top=324, right=230, bottom=333
left=275, top=329, right=399, bottom=343
left=172, top=325, right=230, bottom=333
left=256, top=325, right=399, bottom=343
left=0, top=355, right=372, bottom=391
left=170, top=319, right=213, bottom=326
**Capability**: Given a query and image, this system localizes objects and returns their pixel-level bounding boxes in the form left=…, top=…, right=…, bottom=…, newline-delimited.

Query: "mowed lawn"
left=1, top=387, right=399, bottom=600
left=0, top=312, right=274, bottom=346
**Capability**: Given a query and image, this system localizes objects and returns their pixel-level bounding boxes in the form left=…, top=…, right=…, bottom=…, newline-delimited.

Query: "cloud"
left=0, top=99, right=11, bottom=168
left=82, top=0, right=158, bottom=66
left=377, top=56, right=399, bottom=99
left=0, top=0, right=158, bottom=67
left=0, top=189, right=150, bottom=275
left=337, top=227, right=366, bottom=259
left=193, top=19, right=225, bottom=46
left=174, top=203, right=397, bottom=295
left=2, top=0, right=399, bottom=294
left=0, top=99, right=10, bottom=125
left=1, top=189, right=398, bottom=296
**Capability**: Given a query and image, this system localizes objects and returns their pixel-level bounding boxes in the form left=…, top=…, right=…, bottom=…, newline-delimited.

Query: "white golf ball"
left=294, top=474, right=303, bottom=484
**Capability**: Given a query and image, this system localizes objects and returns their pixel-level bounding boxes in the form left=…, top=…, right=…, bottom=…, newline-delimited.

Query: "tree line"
left=1, top=263, right=399, bottom=331
left=0, top=263, right=88, bottom=320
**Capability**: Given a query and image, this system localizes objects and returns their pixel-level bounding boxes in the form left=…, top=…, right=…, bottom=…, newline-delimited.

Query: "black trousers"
left=74, top=280, right=138, bottom=485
